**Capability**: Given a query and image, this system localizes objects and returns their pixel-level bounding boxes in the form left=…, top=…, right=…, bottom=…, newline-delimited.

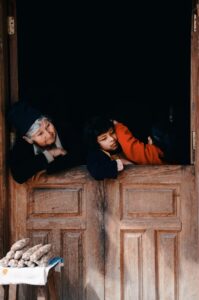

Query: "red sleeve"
left=115, top=123, right=164, bottom=164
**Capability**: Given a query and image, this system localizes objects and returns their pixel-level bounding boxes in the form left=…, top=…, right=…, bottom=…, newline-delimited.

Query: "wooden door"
left=104, top=165, right=199, bottom=300
left=10, top=168, right=105, bottom=300
left=9, top=165, right=199, bottom=300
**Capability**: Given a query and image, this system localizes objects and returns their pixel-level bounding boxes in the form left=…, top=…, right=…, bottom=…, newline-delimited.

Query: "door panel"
left=10, top=165, right=199, bottom=299
left=10, top=167, right=105, bottom=300
left=105, top=165, right=199, bottom=300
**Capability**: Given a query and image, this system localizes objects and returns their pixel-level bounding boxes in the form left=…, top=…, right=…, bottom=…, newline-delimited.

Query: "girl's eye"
left=98, top=136, right=107, bottom=142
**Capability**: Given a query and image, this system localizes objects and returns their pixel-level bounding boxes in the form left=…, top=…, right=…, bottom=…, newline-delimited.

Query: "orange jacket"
left=115, top=122, right=164, bottom=164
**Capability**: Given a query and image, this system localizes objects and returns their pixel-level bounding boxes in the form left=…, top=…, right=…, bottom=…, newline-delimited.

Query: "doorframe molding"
left=191, top=2, right=199, bottom=246
left=191, top=2, right=199, bottom=167
left=0, top=0, right=10, bottom=259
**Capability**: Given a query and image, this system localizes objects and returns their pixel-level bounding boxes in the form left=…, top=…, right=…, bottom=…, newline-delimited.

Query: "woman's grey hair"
left=25, top=116, right=49, bottom=138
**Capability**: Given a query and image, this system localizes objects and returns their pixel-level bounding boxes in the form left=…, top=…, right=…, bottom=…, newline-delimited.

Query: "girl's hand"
left=148, top=136, right=153, bottom=145
left=120, top=158, right=134, bottom=165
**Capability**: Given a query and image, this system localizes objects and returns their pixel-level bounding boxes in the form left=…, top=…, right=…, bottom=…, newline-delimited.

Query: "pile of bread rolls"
left=0, top=238, right=53, bottom=268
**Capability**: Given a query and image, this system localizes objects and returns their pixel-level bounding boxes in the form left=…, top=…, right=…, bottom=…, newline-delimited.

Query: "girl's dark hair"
left=83, top=116, right=114, bottom=150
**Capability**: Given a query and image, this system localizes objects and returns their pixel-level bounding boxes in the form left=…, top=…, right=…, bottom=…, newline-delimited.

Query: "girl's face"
left=97, top=127, right=118, bottom=152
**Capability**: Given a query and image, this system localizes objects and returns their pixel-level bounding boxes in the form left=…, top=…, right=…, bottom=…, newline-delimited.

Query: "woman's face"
left=97, top=127, right=118, bottom=152
left=31, top=119, right=56, bottom=147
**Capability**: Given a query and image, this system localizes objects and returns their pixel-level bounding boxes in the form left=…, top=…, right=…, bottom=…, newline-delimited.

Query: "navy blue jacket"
left=9, top=121, right=85, bottom=184
left=87, top=149, right=118, bottom=180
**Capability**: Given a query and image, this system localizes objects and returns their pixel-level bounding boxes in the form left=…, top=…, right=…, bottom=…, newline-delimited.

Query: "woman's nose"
left=44, top=129, right=51, bottom=138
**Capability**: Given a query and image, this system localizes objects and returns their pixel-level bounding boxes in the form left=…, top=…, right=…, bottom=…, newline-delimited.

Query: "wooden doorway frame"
left=0, top=0, right=10, bottom=297
left=0, top=1, right=199, bottom=299
left=191, top=2, right=199, bottom=244
left=0, top=0, right=9, bottom=257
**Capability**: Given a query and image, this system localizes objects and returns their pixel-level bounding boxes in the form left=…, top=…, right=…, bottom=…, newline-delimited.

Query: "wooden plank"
left=0, top=1, right=10, bottom=299
left=121, top=231, right=143, bottom=300
left=8, top=285, right=17, bottom=300
left=156, top=231, right=178, bottom=300
left=142, top=230, right=156, bottom=300
left=47, top=271, right=59, bottom=300
left=7, top=0, right=18, bottom=103
left=84, top=180, right=105, bottom=300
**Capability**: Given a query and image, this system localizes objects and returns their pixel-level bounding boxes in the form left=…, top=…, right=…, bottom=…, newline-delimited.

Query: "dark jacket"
left=87, top=149, right=118, bottom=180
left=9, top=121, right=85, bottom=184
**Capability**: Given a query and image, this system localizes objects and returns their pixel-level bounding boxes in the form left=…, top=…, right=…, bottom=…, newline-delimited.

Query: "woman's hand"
left=48, top=147, right=67, bottom=157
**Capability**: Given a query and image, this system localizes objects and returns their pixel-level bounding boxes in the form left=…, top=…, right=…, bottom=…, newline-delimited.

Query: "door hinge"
left=7, top=16, right=15, bottom=35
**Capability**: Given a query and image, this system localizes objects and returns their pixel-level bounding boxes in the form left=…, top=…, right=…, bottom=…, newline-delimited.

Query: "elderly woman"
left=8, top=101, right=84, bottom=183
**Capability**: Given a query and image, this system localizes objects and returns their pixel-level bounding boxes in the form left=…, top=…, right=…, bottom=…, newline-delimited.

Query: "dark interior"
left=16, top=0, right=192, bottom=164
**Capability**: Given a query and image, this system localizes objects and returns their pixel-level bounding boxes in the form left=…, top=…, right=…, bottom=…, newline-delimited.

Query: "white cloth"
left=0, top=257, right=63, bottom=286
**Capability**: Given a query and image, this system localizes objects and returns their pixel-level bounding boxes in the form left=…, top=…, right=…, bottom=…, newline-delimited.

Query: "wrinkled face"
left=31, top=119, right=56, bottom=147
left=97, top=127, right=118, bottom=152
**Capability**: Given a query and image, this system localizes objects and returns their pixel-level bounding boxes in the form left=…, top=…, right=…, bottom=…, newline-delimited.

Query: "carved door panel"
left=10, top=165, right=199, bottom=300
left=10, top=168, right=105, bottom=300
left=104, top=165, right=199, bottom=300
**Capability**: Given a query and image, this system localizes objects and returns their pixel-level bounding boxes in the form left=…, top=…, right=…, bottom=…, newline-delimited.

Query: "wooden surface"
left=105, top=165, right=199, bottom=300
left=7, top=0, right=18, bottom=103
left=8, top=165, right=199, bottom=300
left=10, top=167, right=105, bottom=300
left=0, top=0, right=10, bottom=299
left=192, top=2, right=199, bottom=253
left=0, top=1, right=199, bottom=300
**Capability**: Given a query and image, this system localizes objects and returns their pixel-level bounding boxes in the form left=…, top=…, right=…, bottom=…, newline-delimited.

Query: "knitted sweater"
left=115, top=122, right=164, bottom=164
left=86, top=149, right=118, bottom=180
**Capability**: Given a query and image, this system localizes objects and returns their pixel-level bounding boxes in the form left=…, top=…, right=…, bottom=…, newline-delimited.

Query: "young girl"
left=84, top=116, right=166, bottom=180
left=84, top=116, right=132, bottom=180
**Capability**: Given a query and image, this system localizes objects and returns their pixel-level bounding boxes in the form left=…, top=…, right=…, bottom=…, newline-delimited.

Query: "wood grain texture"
left=0, top=2, right=10, bottom=299
left=105, top=165, right=199, bottom=300
left=10, top=170, right=105, bottom=300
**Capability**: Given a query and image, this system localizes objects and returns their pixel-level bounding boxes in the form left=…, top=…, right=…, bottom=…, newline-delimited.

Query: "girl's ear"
left=23, top=136, right=33, bottom=144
